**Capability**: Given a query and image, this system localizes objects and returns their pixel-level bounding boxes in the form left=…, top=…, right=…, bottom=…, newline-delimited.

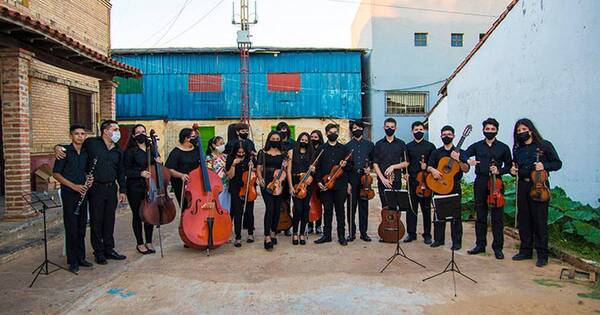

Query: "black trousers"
left=261, top=188, right=281, bottom=236
left=348, top=174, right=369, bottom=237
left=229, top=187, right=244, bottom=240
left=242, top=199, right=255, bottom=235
left=292, top=189, right=312, bottom=235
left=61, top=189, right=87, bottom=266
left=406, top=178, right=432, bottom=239
left=517, top=179, right=549, bottom=259
left=88, top=183, right=118, bottom=258
left=377, top=177, right=401, bottom=209
left=126, top=187, right=154, bottom=246
left=474, top=177, right=504, bottom=250
left=432, top=192, right=463, bottom=246
left=321, top=188, right=346, bottom=240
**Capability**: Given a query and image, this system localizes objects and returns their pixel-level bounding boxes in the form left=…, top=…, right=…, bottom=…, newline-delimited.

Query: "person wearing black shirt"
left=427, top=125, right=470, bottom=251
left=55, top=120, right=127, bottom=264
left=373, top=118, right=406, bottom=209
left=123, top=124, right=156, bottom=255
left=226, top=141, right=253, bottom=248
left=462, top=118, right=512, bottom=259
left=404, top=121, right=436, bottom=245
left=52, top=124, right=94, bottom=273
left=257, top=131, right=286, bottom=251
left=166, top=128, right=200, bottom=210
left=314, top=124, right=353, bottom=246
left=224, top=123, right=256, bottom=155
left=286, top=133, right=315, bottom=245
left=510, top=118, right=562, bottom=267
left=345, top=120, right=374, bottom=242
left=276, top=121, right=295, bottom=237
left=306, top=130, right=325, bottom=235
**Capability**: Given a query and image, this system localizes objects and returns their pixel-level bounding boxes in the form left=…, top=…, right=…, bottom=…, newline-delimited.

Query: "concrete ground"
left=1, top=195, right=599, bottom=314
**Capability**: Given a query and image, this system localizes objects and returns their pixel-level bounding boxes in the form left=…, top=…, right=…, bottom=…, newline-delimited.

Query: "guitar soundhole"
left=386, top=214, right=395, bottom=221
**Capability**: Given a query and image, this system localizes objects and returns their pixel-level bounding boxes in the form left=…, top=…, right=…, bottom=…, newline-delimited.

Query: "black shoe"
left=292, top=236, right=299, bottom=245
left=78, top=259, right=93, bottom=268
left=284, top=230, right=292, bottom=236
left=346, top=235, right=356, bottom=242
left=307, top=226, right=314, bottom=235
left=299, top=238, right=306, bottom=245
left=316, top=226, right=323, bottom=235
left=68, top=264, right=79, bottom=273
left=430, top=241, right=444, bottom=248
left=339, top=239, right=348, bottom=246
left=451, top=244, right=461, bottom=251
left=272, top=237, right=278, bottom=245
left=264, top=240, right=273, bottom=251
left=536, top=258, right=548, bottom=267
left=95, top=256, right=107, bottom=265
left=234, top=240, right=242, bottom=248
left=145, top=245, right=156, bottom=254
left=106, top=250, right=127, bottom=260
left=467, top=246, right=486, bottom=255
left=512, top=252, right=533, bottom=261
left=403, top=235, right=416, bottom=243
left=494, top=250, right=505, bottom=260
left=314, top=236, right=332, bottom=244
left=360, top=234, right=372, bottom=242
left=247, top=235, right=255, bottom=243
left=136, top=245, right=150, bottom=255
left=423, top=235, right=433, bottom=245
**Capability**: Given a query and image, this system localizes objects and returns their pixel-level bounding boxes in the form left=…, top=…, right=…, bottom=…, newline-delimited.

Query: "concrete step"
left=0, top=223, right=65, bottom=265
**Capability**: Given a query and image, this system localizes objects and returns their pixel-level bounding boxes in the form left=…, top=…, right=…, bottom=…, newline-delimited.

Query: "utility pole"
left=232, top=0, right=257, bottom=124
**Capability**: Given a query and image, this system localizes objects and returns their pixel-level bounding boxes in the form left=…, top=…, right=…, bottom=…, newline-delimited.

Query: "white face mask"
left=110, top=130, right=121, bottom=143
left=215, top=144, right=225, bottom=153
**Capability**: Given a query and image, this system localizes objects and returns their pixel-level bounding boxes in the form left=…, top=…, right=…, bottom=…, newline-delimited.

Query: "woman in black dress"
left=165, top=128, right=199, bottom=210
left=287, top=132, right=315, bottom=245
left=225, top=141, right=253, bottom=248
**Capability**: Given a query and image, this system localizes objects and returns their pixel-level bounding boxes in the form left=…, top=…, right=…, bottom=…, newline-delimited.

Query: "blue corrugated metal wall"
left=113, top=51, right=362, bottom=120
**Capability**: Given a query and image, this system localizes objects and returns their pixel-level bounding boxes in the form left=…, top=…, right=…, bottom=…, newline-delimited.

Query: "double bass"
left=415, top=155, right=432, bottom=198
left=359, top=160, right=375, bottom=200
left=487, top=159, right=505, bottom=208
left=140, top=130, right=177, bottom=256
left=530, top=148, right=550, bottom=202
left=321, top=149, right=353, bottom=191
left=179, top=124, right=232, bottom=255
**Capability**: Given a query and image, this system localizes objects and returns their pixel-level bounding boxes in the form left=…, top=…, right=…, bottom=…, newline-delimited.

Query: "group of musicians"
left=51, top=117, right=561, bottom=273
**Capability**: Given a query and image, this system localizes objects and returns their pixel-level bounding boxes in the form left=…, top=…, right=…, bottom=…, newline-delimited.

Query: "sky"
left=111, top=0, right=362, bottom=49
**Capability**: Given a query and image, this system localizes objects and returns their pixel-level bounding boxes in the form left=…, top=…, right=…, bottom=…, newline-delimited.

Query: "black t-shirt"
left=124, top=146, right=149, bottom=190
left=257, top=151, right=285, bottom=183
left=315, top=142, right=353, bottom=190
left=428, top=146, right=465, bottom=194
left=225, top=155, right=251, bottom=192
left=373, top=137, right=406, bottom=181
left=513, top=140, right=562, bottom=179
left=406, top=140, right=436, bottom=178
left=52, top=144, right=87, bottom=194
left=291, top=149, right=313, bottom=185
left=165, top=147, right=199, bottom=191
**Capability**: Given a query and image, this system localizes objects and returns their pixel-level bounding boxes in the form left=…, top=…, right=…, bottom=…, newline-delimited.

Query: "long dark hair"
left=292, top=132, right=314, bottom=162
left=126, top=124, right=146, bottom=149
left=263, top=130, right=282, bottom=152
left=513, top=118, right=544, bottom=149
left=310, top=129, right=324, bottom=148
left=225, top=140, right=249, bottom=166
left=206, top=136, right=224, bottom=156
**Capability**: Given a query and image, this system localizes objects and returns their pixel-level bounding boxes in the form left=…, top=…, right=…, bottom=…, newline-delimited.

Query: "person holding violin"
left=224, top=123, right=256, bottom=155
left=257, top=131, right=286, bottom=250
left=373, top=118, right=406, bottom=210
left=307, top=130, right=325, bottom=235
left=510, top=118, right=562, bottom=267
left=123, top=124, right=156, bottom=255
left=276, top=122, right=295, bottom=237
left=315, top=123, right=353, bottom=246
left=404, top=121, right=436, bottom=245
left=206, top=136, right=230, bottom=212
left=286, top=132, right=315, bottom=245
left=461, top=118, right=512, bottom=259
left=165, top=128, right=200, bottom=211
left=226, top=141, right=253, bottom=247
left=345, top=120, right=374, bottom=242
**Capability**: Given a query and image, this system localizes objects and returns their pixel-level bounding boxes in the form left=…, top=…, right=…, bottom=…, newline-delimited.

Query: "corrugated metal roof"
left=112, top=47, right=368, bottom=55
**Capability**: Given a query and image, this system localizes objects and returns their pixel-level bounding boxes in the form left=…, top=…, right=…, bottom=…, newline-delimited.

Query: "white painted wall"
left=428, top=0, right=600, bottom=206
left=352, top=0, right=509, bottom=141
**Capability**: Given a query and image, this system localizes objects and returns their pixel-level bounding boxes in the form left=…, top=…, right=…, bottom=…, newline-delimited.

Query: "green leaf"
left=563, top=221, right=576, bottom=234
left=547, top=206, right=565, bottom=225
left=573, top=222, right=600, bottom=245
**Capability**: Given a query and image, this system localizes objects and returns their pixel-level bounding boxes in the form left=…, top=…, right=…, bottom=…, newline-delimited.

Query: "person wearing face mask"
left=276, top=121, right=295, bottom=237
left=165, top=128, right=201, bottom=211
left=123, top=124, right=157, bottom=255
left=373, top=118, right=407, bottom=211
left=462, top=118, right=512, bottom=259
left=54, top=120, right=127, bottom=265
left=206, top=136, right=231, bottom=214
left=427, top=125, right=470, bottom=251
left=345, top=120, right=374, bottom=242
left=224, top=123, right=256, bottom=155
left=314, top=124, right=354, bottom=246
left=307, top=130, right=325, bottom=235
left=404, top=121, right=436, bottom=245
left=509, top=118, right=561, bottom=267
left=226, top=141, right=254, bottom=247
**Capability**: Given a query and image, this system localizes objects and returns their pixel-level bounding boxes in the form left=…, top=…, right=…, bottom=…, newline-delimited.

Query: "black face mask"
left=352, top=129, right=363, bottom=138
left=236, top=154, right=245, bottom=159
left=299, top=142, right=309, bottom=148
left=327, top=133, right=339, bottom=142
left=190, top=138, right=199, bottom=146
left=517, top=131, right=530, bottom=143
left=441, top=136, right=453, bottom=145
left=413, top=131, right=424, bottom=141
left=311, top=139, right=321, bottom=147
left=134, top=134, right=147, bottom=144
left=270, top=140, right=281, bottom=149
left=484, top=131, right=497, bottom=140
left=384, top=128, right=395, bottom=137
left=279, top=130, right=289, bottom=138
left=239, top=132, right=249, bottom=140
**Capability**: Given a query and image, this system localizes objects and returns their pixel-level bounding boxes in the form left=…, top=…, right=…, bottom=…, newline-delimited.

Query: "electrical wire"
left=134, top=0, right=192, bottom=47
left=327, top=0, right=498, bottom=18
left=151, top=0, right=193, bottom=47
left=159, top=0, right=226, bottom=46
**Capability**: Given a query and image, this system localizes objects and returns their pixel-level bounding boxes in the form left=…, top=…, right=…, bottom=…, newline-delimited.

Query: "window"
left=267, top=73, right=301, bottom=91
left=414, top=33, right=427, bottom=47
left=451, top=33, right=464, bottom=47
left=69, top=89, right=93, bottom=131
left=115, top=77, right=143, bottom=94
left=188, top=74, right=222, bottom=92
left=479, top=33, right=486, bottom=41
left=197, top=126, right=215, bottom=150
left=385, top=91, right=428, bottom=115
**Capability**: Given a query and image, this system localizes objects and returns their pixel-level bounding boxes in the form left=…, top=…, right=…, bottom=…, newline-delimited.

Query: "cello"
left=179, top=124, right=232, bottom=255
left=321, top=149, right=353, bottom=191
left=415, top=155, right=432, bottom=198
left=359, top=160, right=375, bottom=200
left=530, top=148, right=550, bottom=202
left=487, top=158, right=505, bottom=208
left=140, top=130, right=177, bottom=257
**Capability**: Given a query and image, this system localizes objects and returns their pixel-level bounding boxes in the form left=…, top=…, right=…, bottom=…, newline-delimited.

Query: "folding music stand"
left=422, top=193, right=476, bottom=296
left=379, top=189, right=426, bottom=273
left=23, top=191, right=75, bottom=288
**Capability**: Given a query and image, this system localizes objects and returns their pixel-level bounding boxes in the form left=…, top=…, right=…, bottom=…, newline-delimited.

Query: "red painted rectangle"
left=188, top=74, right=222, bottom=92
left=267, top=73, right=301, bottom=91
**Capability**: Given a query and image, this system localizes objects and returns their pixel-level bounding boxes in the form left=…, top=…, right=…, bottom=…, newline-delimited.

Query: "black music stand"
left=23, top=192, right=75, bottom=288
left=422, top=194, right=476, bottom=296
left=380, top=189, right=426, bottom=273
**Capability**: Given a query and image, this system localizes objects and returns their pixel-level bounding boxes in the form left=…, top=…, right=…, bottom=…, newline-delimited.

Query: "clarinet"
left=74, top=158, right=97, bottom=216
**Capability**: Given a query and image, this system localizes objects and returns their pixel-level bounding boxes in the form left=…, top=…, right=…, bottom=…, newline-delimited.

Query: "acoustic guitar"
left=425, top=125, right=472, bottom=195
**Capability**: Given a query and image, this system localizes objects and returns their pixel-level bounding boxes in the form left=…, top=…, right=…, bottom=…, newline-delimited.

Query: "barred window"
left=385, top=91, right=428, bottom=115
left=414, top=33, right=427, bottom=47
left=451, top=33, right=464, bottom=47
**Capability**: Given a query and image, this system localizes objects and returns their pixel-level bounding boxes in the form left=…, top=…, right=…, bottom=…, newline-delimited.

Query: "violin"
left=266, top=158, right=287, bottom=196
left=487, top=158, right=505, bottom=208
left=240, top=159, right=257, bottom=202
left=530, top=148, right=550, bottom=202
left=321, top=149, right=353, bottom=190
left=179, top=124, right=232, bottom=255
left=359, top=160, right=375, bottom=200
left=293, top=150, right=323, bottom=199
left=415, top=155, right=432, bottom=198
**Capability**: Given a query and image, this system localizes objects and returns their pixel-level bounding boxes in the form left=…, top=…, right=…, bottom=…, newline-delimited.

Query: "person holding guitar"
left=257, top=131, right=286, bottom=250
left=462, top=118, right=512, bottom=259
left=404, top=121, right=436, bottom=245
left=314, top=124, right=354, bottom=246
left=510, top=118, right=562, bottom=267
left=287, top=132, right=316, bottom=245
left=225, top=140, right=254, bottom=248
left=345, top=120, right=375, bottom=242
left=427, top=125, right=470, bottom=250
